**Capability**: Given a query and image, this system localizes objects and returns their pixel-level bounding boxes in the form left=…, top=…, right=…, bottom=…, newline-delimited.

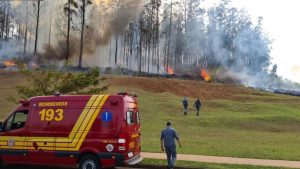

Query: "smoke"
left=42, top=0, right=141, bottom=62
left=0, top=40, right=23, bottom=59
left=197, top=3, right=300, bottom=92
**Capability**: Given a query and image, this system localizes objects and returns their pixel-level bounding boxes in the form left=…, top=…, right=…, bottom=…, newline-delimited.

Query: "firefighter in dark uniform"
left=182, top=97, right=188, bottom=115
left=193, top=97, right=202, bottom=116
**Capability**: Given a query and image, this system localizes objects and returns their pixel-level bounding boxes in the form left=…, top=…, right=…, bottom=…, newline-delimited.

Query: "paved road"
left=142, top=152, right=300, bottom=168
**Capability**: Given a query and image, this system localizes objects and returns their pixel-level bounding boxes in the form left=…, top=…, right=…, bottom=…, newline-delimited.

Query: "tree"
left=23, top=1, right=29, bottom=56
left=78, top=0, right=86, bottom=68
left=66, top=0, right=72, bottom=61
left=33, top=0, right=40, bottom=54
left=271, top=64, right=277, bottom=76
left=16, top=68, right=108, bottom=99
left=31, top=0, right=46, bottom=59
left=78, top=0, right=93, bottom=68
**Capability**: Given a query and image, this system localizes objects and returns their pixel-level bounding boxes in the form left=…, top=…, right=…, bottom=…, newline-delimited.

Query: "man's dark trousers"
left=165, top=144, right=177, bottom=169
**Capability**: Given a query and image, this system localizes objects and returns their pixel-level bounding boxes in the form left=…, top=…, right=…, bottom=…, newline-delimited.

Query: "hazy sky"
left=203, top=0, right=300, bottom=83
left=232, top=0, right=300, bottom=83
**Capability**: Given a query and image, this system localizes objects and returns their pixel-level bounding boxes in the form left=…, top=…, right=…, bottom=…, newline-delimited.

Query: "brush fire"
left=0, top=60, right=40, bottom=70
left=166, top=66, right=175, bottom=75
left=201, top=69, right=211, bottom=82
left=0, top=60, right=17, bottom=70
left=3, top=60, right=16, bottom=67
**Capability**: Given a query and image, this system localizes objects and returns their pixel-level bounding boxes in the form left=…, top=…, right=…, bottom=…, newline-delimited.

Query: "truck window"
left=4, top=110, right=28, bottom=131
left=126, top=111, right=134, bottom=125
left=136, top=112, right=140, bottom=124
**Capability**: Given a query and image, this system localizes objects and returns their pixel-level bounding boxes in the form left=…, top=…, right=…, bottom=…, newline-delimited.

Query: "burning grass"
left=200, top=69, right=211, bottom=82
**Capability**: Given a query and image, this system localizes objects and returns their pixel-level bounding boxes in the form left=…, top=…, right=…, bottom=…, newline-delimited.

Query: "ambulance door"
left=24, top=106, right=56, bottom=165
left=0, top=110, right=29, bottom=164
left=134, top=111, right=141, bottom=153
left=125, top=110, right=141, bottom=157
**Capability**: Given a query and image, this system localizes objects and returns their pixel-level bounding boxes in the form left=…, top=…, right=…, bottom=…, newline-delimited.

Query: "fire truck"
left=0, top=93, right=142, bottom=169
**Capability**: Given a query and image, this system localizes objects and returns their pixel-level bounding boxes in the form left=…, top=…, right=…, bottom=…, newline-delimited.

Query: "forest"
left=0, top=0, right=275, bottom=81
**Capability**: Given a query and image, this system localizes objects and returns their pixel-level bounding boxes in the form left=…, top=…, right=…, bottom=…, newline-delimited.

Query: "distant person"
left=182, top=97, right=188, bottom=115
left=193, top=97, right=202, bottom=116
left=161, top=122, right=182, bottom=169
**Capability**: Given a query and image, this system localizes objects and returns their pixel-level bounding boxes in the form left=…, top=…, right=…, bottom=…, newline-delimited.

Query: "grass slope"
left=1, top=71, right=300, bottom=162
left=108, top=76, right=300, bottom=161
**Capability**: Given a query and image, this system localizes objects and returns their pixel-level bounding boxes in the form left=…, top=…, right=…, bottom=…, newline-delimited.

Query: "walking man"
left=182, top=97, right=188, bottom=115
left=193, top=97, right=202, bottom=116
left=161, top=122, right=182, bottom=169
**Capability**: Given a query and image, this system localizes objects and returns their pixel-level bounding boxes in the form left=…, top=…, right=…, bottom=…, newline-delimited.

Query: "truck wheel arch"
left=78, top=152, right=99, bottom=163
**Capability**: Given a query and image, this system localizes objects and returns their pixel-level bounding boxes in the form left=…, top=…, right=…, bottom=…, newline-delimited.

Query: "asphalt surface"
left=142, top=152, right=300, bottom=168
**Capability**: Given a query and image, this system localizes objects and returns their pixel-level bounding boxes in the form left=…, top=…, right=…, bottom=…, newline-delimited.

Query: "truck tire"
left=79, top=155, right=100, bottom=169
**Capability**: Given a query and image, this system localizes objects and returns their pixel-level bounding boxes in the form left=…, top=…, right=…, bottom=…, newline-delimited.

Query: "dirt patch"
left=1, top=71, right=299, bottom=103
left=106, top=75, right=266, bottom=101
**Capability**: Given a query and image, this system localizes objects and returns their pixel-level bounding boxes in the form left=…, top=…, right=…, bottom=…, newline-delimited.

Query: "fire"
left=166, top=66, right=174, bottom=75
left=201, top=69, right=211, bottom=82
left=31, top=63, right=39, bottom=69
left=3, top=60, right=16, bottom=67
left=93, top=0, right=110, bottom=5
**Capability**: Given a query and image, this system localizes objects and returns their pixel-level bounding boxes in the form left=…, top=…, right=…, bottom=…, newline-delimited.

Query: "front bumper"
left=124, top=154, right=143, bottom=165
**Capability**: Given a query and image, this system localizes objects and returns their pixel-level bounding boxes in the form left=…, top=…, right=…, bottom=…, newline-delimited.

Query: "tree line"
left=0, top=0, right=273, bottom=76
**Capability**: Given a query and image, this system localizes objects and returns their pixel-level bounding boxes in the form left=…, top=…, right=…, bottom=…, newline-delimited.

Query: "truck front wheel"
left=79, top=155, right=100, bottom=169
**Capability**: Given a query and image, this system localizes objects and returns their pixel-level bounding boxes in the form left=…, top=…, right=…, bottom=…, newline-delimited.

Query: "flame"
left=166, top=66, right=174, bottom=75
left=30, top=62, right=39, bottom=69
left=93, top=0, right=109, bottom=5
left=201, top=69, right=211, bottom=82
left=3, top=60, right=16, bottom=67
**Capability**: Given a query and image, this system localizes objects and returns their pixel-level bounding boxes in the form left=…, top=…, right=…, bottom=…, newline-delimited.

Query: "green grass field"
left=109, top=83, right=300, bottom=161
left=1, top=71, right=300, bottom=165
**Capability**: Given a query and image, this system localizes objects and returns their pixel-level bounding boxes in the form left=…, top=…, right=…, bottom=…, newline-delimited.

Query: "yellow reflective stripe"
left=28, top=138, right=55, bottom=142
left=55, top=137, right=68, bottom=143
left=0, top=142, right=24, bottom=146
left=73, top=95, right=108, bottom=151
left=69, top=95, right=107, bottom=149
left=68, top=95, right=98, bottom=139
left=1, top=146, right=24, bottom=149
left=131, top=133, right=139, bottom=139
left=0, top=137, right=27, bottom=142
left=66, top=95, right=104, bottom=147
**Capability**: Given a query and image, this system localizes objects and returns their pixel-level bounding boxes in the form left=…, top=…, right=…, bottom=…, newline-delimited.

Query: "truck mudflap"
left=125, top=154, right=143, bottom=165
